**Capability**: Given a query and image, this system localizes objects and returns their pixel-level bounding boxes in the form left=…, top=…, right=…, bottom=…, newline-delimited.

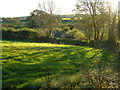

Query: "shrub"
left=54, top=28, right=63, bottom=37
left=16, top=28, right=39, bottom=40
left=63, top=27, right=70, bottom=31
left=74, top=29, right=85, bottom=40
left=2, top=27, right=16, bottom=40
left=62, top=29, right=85, bottom=40
left=37, top=30, right=47, bottom=38
left=2, top=27, right=49, bottom=41
left=2, top=27, right=16, bottom=31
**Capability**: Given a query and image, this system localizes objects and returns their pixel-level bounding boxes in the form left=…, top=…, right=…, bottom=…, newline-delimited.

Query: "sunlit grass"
left=62, top=18, right=71, bottom=20
left=2, top=40, right=117, bottom=89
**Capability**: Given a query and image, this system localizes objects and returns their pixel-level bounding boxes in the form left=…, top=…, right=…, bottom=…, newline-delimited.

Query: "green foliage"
left=63, top=27, right=70, bottom=31
left=16, top=28, right=39, bottom=40
left=2, top=27, right=16, bottom=40
left=74, top=1, right=118, bottom=45
left=73, top=29, right=85, bottom=40
left=62, top=29, right=85, bottom=40
left=2, top=27, right=14, bottom=31
left=53, top=28, right=63, bottom=37
left=2, top=27, right=88, bottom=46
left=28, top=10, right=62, bottom=37
left=28, top=10, right=47, bottom=29
left=54, top=26, right=72, bottom=38
left=2, top=28, right=47, bottom=41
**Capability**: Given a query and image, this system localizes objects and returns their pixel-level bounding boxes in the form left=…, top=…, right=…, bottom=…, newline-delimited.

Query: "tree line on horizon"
left=2, top=0, right=119, bottom=48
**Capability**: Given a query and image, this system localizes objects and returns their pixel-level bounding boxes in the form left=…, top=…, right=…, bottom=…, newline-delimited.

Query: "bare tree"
left=74, top=0, right=112, bottom=42
left=118, top=1, right=120, bottom=41
left=38, top=1, right=56, bottom=15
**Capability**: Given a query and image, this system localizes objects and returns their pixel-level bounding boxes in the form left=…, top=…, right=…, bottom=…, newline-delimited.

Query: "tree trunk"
left=106, top=14, right=117, bottom=47
left=49, top=29, right=54, bottom=38
left=118, top=20, right=120, bottom=40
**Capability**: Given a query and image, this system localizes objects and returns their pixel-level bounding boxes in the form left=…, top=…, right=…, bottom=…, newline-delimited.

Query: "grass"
left=62, top=18, right=71, bottom=20
left=2, top=40, right=118, bottom=89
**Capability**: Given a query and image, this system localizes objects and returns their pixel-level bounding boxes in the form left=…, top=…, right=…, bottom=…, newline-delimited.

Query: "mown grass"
left=2, top=41, right=119, bottom=89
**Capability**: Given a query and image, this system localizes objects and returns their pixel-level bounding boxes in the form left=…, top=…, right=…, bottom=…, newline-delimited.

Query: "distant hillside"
left=60, top=14, right=83, bottom=18
left=2, top=14, right=83, bottom=21
left=11, top=14, right=82, bottom=20
left=2, top=14, right=83, bottom=25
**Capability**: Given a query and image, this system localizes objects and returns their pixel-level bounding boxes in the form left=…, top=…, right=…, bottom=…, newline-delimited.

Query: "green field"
left=2, top=41, right=118, bottom=89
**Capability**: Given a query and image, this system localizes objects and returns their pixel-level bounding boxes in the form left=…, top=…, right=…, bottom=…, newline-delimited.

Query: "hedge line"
left=2, top=27, right=89, bottom=46
left=2, top=28, right=46, bottom=41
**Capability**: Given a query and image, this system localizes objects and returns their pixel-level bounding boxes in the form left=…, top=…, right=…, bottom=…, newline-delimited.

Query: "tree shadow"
left=2, top=43, right=115, bottom=89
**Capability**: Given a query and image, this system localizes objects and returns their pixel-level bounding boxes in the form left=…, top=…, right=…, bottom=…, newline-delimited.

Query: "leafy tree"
left=28, top=1, right=62, bottom=38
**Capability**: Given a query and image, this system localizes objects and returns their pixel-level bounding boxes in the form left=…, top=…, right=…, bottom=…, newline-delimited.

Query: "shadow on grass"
left=2, top=42, right=115, bottom=89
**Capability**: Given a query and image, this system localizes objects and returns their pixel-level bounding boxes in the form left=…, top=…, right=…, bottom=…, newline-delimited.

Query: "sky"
left=0, top=0, right=119, bottom=17
left=0, top=0, right=76, bottom=17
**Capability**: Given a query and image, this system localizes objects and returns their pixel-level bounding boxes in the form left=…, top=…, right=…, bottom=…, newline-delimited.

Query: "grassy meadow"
left=2, top=41, right=118, bottom=89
